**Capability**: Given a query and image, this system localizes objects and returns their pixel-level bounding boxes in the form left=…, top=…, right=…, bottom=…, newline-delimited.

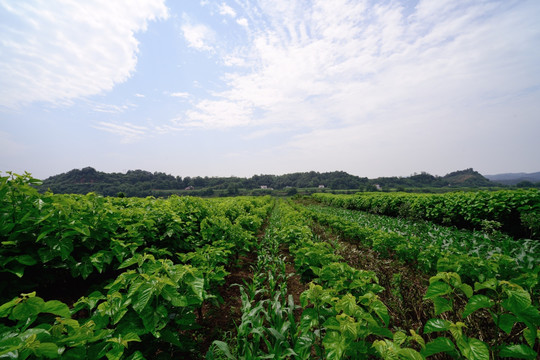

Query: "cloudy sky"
left=1, top=0, right=539, bottom=180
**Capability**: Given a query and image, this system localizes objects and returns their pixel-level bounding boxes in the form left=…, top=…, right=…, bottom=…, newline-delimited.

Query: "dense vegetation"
left=37, top=167, right=510, bottom=198
left=1, top=171, right=538, bottom=359
left=312, top=190, right=540, bottom=239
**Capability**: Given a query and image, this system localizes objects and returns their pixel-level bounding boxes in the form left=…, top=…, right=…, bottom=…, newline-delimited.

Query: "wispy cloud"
left=170, top=92, right=190, bottom=98
left=181, top=14, right=215, bottom=52
left=90, top=102, right=136, bottom=114
left=181, top=0, right=540, bottom=142
left=134, top=93, right=145, bottom=98
left=218, top=3, right=236, bottom=18
left=93, top=121, right=149, bottom=143
left=0, top=0, right=168, bottom=108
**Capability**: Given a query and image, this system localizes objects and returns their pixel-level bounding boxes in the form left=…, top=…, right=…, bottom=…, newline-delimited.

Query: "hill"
left=484, top=171, right=540, bottom=185
left=38, top=167, right=497, bottom=197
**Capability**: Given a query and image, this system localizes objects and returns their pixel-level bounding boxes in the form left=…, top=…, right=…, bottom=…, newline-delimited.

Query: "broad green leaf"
left=337, top=314, right=357, bottom=339
left=125, top=351, right=145, bottom=360
left=523, top=327, right=536, bottom=348
left=398, top=348, right=424, bottom=360
left=499, top=344, right=537, bottom=359
left=15, top=255, right=37, bottom=266
left=42, top=300, right=71, bottom=318
left=132, top=283, right=154, bottom=313
left=11, top=296, right=45, bottom=320
left=424, top=281, right=452, bottom=300
left=424, top=319, right=451, bottom=334
left=461, top=338, right=489, bottom=360
left=393, top=331, right=407, bottom=346
left=118, top=256, right=139, bottom=270
left=474, top=278, right=497, bottom=291
left=371, top=299, right=390, bottom=326
left=323, top=331, right=347, bottom=360
left=495, top=313, right=517, bottom=334
left=421, top=337, right=455, bottom=357
left=462, top=295, right=493, bottom=318
left=0, top=297, right=20, bottom=317
left=334, top=294, right=357, bottom=316
left=457, top=283, right=473, bottom=298
left=433, top=296, right=452, bottom=316
left=34, top=343, right=59, bottom=358
left=188, top=276, right=205, bottom=301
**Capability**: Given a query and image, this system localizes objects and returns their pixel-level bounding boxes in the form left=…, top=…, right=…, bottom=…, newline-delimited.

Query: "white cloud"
left=93, top=121, right=149, bottom=143
left=219, top=3, right=236, bottom=18
left=236, top=18, right=248, bottom=27
left=135, top=93, right=145, bottom=98
left=170, top=92, right=190, bottom=98
left=91, top=101, right=135, bottom=114
left=0, top=0, right=169, bottom=109
left=182, top=0, right=540, bottom=138
left=184, top=99, right=251, bottom=128
left=181, top=15, right=215, bottom=52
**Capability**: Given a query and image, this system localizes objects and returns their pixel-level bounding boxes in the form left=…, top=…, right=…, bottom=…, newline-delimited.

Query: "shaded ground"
left=196, top=250, right=259, bottom=355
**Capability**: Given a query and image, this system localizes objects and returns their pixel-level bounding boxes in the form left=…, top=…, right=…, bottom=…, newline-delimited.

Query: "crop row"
left=0, top=172, right=273, bottom=358
left=286, top=200, right=539, bottom=359
left=301, top=203, right=540, bottom=286
left=311, top=190, right=540, bottom=239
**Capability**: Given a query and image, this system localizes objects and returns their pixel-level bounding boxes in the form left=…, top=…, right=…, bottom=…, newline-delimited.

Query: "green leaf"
left=34, top=342, right=60, bottom=358
left=422, top=337, right=455, bottom=357
left=424, top=281, right=452, bottom=300
left=424, top=319, right=451, bottom=334
left=322, top=331, right=347, bottom=360
left=393, top=331, right=407, bottom=346
left=523, top=327, right=536, bottom=348
left=0, top=297, right=20, bottom=317
left=118, top=256, right=139, bottom=269
left=461, top=338, right=489, bottom=360
left=11, top=296, right=45, bottom=320
left=462, top=295, right=493, bottom=318
left=433, top=296, right=452, bottom=316
left=132, top=283, right=154, bottom=314
left=125, top=351, right=145, bottom=360
left=474, top=278, right=497, bottom=291
left=457, top=283, right=473, bottom=298
left=398, top=348, right=425, bottom=360
left=495, top=313, right=517, bottom=334
left=15, top=255, right=37, bottom=266
left=371, top=299, right=390, bottom=326
left=499, top=344, right=538, bottom=359
left=211, top=340, right=236, bottom=360
left=42, top=300, right=71, bottom=318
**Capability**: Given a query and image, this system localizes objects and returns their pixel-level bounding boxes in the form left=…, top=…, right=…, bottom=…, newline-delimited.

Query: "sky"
left=1, top=0, right=539, bottom=180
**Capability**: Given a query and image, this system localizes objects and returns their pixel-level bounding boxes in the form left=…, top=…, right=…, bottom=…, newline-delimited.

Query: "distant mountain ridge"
left=37, top=167, right=498, bottom=197
left=484, top=171, right=540, bottom=185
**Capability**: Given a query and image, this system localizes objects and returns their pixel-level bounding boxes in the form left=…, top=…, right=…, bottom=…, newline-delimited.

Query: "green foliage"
left=312, top=189, right=540, bottom=239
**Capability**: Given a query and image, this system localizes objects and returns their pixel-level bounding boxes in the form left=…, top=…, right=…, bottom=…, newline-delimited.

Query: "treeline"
left=36, top=167, right=508, bottom=197
left=39, top=168, right=371, bottom=197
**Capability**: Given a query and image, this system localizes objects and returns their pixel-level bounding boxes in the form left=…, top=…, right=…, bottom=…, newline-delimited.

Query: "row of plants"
left=311, top=190, right=540, bottom=239
left=294, top=203, right=539, bottom=294
left=289, top=201, right=539, bottom=359
left=301, top=204, right=540, bottom=285
left=276, top=201, right=394, bottom=358
left=209, top=200, right=307, bottom=359
left=0, top=172, right=273, bottom=358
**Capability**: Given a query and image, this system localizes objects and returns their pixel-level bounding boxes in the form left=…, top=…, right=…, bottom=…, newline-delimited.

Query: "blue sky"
left=1, top=0, right=539, bottom=180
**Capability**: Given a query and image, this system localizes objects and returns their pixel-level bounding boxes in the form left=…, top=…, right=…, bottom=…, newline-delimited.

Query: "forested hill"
left=36, top=167, right=498, bottom=197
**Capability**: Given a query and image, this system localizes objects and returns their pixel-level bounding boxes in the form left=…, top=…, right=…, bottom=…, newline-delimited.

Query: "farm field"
left=1, top=173, right=539, bottom=359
